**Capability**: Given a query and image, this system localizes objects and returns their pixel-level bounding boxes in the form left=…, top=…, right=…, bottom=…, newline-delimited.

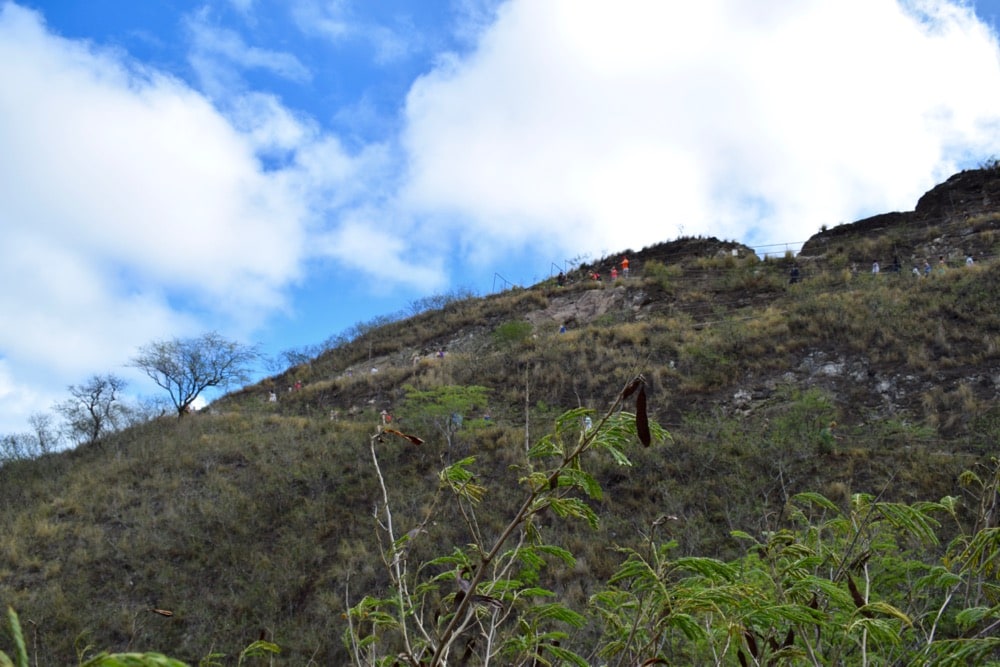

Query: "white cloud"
left=289, top=0, right=417, bottom=64
left=313, top=212, right=448, bottom=293
left=185, top=7, right=312, bottom=95
left=291, top=0, right=352, bottom=42
left=0, top=3, right=371, bottom=433
left=0, top=360, right=51, bottom=436
left=401, top=0, right=1000, bottom=260
left=0, top=8, right=306, bottom=310
left=227, top=0, right=256, bottom=16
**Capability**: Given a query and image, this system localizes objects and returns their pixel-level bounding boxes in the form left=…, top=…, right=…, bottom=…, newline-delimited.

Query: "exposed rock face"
left=799, top=167, right=1000, bottom=264
left=525, top=286, right=631, bottom=328
left=915, top=168, right=1000, bottom=218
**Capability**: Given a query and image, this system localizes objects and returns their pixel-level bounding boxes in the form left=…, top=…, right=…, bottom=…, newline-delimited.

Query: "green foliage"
left=492, top=320, right=533, bottom=346
left=396, top=384, right=491, bottom=455
left=642, top=259, right=682, bottom=292
left=0, top=608, right=27, bottom=667
left=768, top=386, right=838, bottom=451
left=590, top=474, right=1000, bottom=665
left=344, top=377, right=669, bottom=666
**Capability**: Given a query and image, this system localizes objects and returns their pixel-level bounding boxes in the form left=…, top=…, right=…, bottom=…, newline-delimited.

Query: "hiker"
left=611, top=267, right=618, bottom=280
left=268, top=391, right=277, bottom=403
left=557, top=271, right=566, bottom=286
left=584, top=416, right=593, bottom=431
left=789, top=265, right=801, bottom=284
left=872, top=260, right=880, bottom=275
left=923, top=260, right=932, bottom=277
left=621, top=256, right=630, bottom=278
left=966, top=254, right=975, bottom=266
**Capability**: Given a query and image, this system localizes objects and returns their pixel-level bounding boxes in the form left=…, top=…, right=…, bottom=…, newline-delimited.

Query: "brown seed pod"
left=636, top=385, right=651, bottom=446
left=383, top=428, right=424, bottom=446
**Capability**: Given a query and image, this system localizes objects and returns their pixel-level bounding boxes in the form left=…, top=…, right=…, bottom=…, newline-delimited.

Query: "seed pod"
left=636, top=385, right=651, bottom=446
left=383, top=428, right=424, bottom=446
left=621, top=376, right=643, bottom=399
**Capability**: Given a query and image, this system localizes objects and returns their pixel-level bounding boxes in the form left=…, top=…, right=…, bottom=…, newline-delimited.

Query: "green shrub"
left=492, top=320, right=533, bottom=346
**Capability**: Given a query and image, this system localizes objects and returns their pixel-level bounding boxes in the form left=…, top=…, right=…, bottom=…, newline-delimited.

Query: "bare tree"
left=0, top=432, right=38, bottom=462
left=28, top=411, right=60, bottom=454
left=55, top=374, right=128, bottom=446
left=129, top=332, right=258, bottom=417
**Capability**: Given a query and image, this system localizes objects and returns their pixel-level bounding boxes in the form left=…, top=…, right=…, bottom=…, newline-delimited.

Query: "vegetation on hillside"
left=3, top=170, right=1000, bottom=663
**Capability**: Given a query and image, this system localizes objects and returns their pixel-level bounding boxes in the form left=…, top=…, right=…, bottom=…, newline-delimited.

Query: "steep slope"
left=2, top=167, right=1000, bottom=664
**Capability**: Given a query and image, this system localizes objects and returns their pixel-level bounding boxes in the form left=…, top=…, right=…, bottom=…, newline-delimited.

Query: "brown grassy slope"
left=2, top=168, right=1000, bottom=664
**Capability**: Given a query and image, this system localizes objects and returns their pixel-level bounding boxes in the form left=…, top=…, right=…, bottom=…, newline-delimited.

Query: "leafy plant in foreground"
left=344, top=375, right=667, bottom=666
left=592, top=464, right=1000, bottom=666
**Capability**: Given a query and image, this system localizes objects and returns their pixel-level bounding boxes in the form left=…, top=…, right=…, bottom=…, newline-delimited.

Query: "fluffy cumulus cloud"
left=0, top=5, right=307, bottom=313
left=0, top=3, right=384, bottom=432
left=401, top=0, right=1000, bottom=259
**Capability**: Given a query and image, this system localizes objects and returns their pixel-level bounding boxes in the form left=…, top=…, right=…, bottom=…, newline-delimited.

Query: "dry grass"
left=4, top=225, right=1000, bottom=663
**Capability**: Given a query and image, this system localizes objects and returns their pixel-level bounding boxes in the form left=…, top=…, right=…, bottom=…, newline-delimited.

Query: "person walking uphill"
left=621, top=256, right=630, bottom=278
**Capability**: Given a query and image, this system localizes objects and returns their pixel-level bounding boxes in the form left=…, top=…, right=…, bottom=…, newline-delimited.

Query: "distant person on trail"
left=611, top=267, right=618, bottom=280
left=621, top=256, right=630, bottom=278
left=938, top=255, right=947, bottom=274
left=557, top=271, right=566, bottom=286
left=592, top=271, right=601, bottom=281
left=892, top=256, right=901, bottom=273
left=923, top=260, right=932, bottom=277
left=872, top=260, right=880, bottom=275
left=966, top=255, right=975, bottom=266
left=789, top=265, right=801, bottom=284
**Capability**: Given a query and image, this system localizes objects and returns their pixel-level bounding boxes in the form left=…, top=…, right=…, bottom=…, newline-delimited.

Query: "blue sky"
left=2, top=0, right=1000, bottom=436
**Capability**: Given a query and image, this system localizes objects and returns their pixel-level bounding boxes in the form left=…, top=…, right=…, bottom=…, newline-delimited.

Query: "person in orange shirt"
left=621, top=256, right=630, bottom=278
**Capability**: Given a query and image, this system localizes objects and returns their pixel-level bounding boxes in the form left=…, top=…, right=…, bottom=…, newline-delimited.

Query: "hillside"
left=3, top=167, right=1000, bottom=665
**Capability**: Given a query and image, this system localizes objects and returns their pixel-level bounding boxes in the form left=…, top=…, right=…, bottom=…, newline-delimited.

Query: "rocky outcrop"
left=525, top=285, right=633, bottom=328
left=798, top=167, right=1000, bottom=262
